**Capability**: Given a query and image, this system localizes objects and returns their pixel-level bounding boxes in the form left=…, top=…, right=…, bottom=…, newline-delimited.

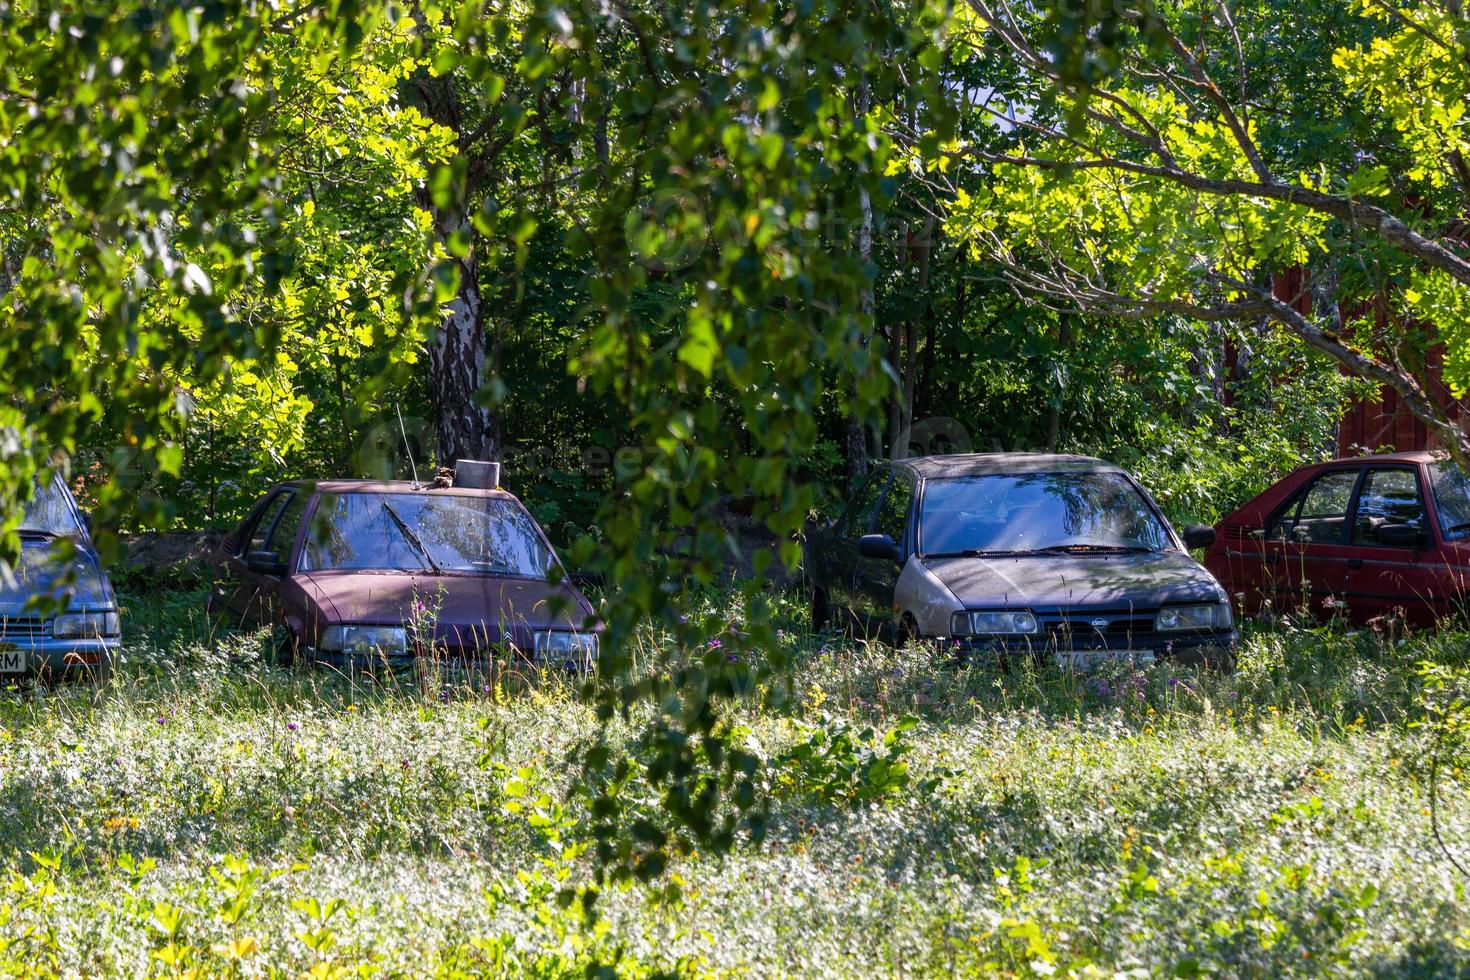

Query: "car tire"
left=810, top=588, right=831, bottom=634
left=271, top=623, right=298, bottom=668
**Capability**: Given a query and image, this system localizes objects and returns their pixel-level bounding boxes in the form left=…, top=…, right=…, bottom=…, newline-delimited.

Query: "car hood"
left=922, top=551, right=1225, bottom=610
left=0, top=538, right=113, bottom=617
left=299, top=570, right=594, bottom=633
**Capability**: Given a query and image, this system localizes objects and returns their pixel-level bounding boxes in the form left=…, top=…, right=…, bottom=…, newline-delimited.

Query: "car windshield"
left=300, top=492, right=556, bottom=576
left=1430, top=461, right=1470, bottom=541
left=920, top=472, right=1172, bottom=556
left=19, top=478, right=82, bottom=537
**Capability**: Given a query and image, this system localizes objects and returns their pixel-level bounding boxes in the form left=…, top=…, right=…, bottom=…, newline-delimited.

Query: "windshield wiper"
left=924, top=548, right=1037, bottom=559
left=380, top=501, right=441, bottom=574
left=1033, top=544, right=1159, bottom=555
left=1447, top=522, right=1470, bottom=537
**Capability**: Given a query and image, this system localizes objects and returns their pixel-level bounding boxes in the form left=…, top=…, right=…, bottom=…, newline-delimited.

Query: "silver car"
left=804, top=454, right=1236, bottom=670
left=1, top=475, right=121, bottom=681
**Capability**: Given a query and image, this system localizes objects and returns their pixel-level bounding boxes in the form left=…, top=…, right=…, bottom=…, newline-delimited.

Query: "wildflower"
left=707, top=638, right=723, bottom=650
left=287, top=721, right=299, bottom=731
left=155, top=716, right=166, bottom=726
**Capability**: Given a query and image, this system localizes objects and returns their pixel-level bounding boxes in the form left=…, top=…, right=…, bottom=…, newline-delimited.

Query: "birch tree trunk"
left=414, top=71, right=495, bottom=464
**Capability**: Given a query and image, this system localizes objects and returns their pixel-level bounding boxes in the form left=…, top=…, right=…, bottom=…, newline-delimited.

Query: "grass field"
left=1, top=586, right=1469, bottom=977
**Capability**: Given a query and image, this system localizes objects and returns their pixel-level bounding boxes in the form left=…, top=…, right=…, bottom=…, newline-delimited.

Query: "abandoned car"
left=208, top=465, right=599, bottom=671
left=805, top=454, right=1236, bottom=669
left=2, top=474, right=121, bottom=681
left=1206, top=451, right=1470, bottom=627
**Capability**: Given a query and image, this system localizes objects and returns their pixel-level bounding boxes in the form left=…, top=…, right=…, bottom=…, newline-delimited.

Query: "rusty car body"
left=208, top=472, right=599, bottom=672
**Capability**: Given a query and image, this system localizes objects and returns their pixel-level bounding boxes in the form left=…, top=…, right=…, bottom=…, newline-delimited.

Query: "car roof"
left=896, top=453, right=1125, bottom=479
left=1310, top=451, right=1442, bottom=467
left=286, top=479, right=522, bottom=500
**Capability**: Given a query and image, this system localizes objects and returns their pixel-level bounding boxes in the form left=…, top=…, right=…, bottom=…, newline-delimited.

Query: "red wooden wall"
left=1269, top=269, right=1460, bottom=457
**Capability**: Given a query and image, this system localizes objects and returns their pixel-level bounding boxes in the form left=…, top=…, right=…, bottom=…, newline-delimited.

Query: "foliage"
left=0, top=0, right=450, bottom=548
left=944, top=0, right=1470, bottom=457
left=771, top=713, right=935, bottom=807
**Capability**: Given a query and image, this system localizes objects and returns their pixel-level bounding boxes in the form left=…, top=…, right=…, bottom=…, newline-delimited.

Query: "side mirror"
left=244, top=550, right=286, bottom=577
left=1376, top=523, right=1422, bottom=548
left=858, top=533, right=902, bottom=564
left=1181, top=524, right=1216, bottom=550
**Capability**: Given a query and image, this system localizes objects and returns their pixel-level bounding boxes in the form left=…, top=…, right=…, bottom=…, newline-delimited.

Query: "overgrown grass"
left=1, top=587, right=1468, bottom=976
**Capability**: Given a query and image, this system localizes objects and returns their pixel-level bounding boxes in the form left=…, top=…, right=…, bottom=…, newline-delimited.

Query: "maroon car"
left=208, top=470, right=599, bottom=671
left=1205, top=452, right=1470, bottom=627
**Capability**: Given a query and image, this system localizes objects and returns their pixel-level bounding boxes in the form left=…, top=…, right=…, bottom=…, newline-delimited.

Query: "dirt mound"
left=118, top=531, right=222, bottom=588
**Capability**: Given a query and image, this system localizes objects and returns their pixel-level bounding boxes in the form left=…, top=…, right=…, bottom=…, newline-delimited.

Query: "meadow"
left=1, top=586, right=1468, bottom=977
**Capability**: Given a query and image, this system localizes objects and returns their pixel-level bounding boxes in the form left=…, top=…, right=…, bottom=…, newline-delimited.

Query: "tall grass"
left=0, top=586, right=1466, bottom=975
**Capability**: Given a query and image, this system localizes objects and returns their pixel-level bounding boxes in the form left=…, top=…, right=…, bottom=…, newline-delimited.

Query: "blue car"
left=1, top=475, right=121, bottom=682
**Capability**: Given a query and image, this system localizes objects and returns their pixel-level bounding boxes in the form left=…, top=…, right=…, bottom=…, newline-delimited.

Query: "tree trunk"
left=1045, top=314, right=1073, bottom=452
left=893, top=217, right=934, bottom=459
left=427, top=198, right=494, bottom=464
left=846, top=79, right=876, bottom=487
left=414, top=71, right=495, bottom=464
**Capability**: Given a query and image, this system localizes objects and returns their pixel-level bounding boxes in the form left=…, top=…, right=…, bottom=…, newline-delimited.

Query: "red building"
left=1270, top=268, right=1463, bottom=456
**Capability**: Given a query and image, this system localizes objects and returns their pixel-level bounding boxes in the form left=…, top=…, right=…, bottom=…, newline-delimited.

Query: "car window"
left=1352, top=468, right=1425, bottom=546
left=1431, top=461, right=1470, bottom=541
left=268, top=491, right=309, bottom=557
left=918, top=471, right=1172, bottom=555
left=874, top=473, right=914, bottom=544
left=20, top=477, right=83, bottom=536
left=1266, top=469, right=1358, bottom=544
left=300, top=492, right=555, bottom=576
left=840, top=471, right=890, bottom=538
left=246, top=493, right=291, bottom=554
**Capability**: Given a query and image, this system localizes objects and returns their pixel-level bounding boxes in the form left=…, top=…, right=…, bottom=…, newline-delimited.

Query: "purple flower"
left=155, top=716, right=166, bottom=726
left=707, top=638, right=723, bottom=649
left=287, top=721, right=299, bottom=731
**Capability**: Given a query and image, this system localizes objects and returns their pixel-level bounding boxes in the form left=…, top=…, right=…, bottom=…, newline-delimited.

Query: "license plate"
left=1054, top=649, right=1154, bottom=671
left=0, top=648, right=25, bottom=674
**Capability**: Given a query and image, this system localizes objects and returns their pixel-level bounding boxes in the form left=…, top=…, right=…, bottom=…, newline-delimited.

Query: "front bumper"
left=953, top=630, right=1238, bottom=669
left=0, top=636, right=119, bottom=679
left=301, top=646, right=595, bottom=676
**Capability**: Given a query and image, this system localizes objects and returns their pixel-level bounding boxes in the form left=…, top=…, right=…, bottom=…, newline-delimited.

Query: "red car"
left=1205, top=452, right=1470, bottom=627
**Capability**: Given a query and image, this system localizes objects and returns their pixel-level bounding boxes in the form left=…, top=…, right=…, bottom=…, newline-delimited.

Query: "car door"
left=854, top=469, right=914, bottom=634
left=1344, top=465, right=1441, bottom=625
left=830, top=468, right=891, bottom=621
left=1260, top=467, right=1361, bottom=617
left=221, top=488, right=306, bottom=629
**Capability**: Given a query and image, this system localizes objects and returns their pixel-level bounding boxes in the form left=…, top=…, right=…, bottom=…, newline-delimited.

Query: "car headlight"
left=1155, top=603, right=1233, bottom=632
left=533, top=630, right=599, bottom=664
left=950, top=610, right=1038, bottom=636
left=51, top=611, right=120, bottom=639
left=319, top=624, right=408, bottom=657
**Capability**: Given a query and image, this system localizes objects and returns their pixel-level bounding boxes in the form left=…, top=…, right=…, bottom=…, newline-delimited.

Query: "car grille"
left=0, top=617, right=47, bottom=640
left=1034, top=610, right=1161, bottom=652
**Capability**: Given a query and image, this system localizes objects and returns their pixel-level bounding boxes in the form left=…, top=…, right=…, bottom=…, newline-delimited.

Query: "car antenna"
left=395, top=403, right=421, bottom=490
